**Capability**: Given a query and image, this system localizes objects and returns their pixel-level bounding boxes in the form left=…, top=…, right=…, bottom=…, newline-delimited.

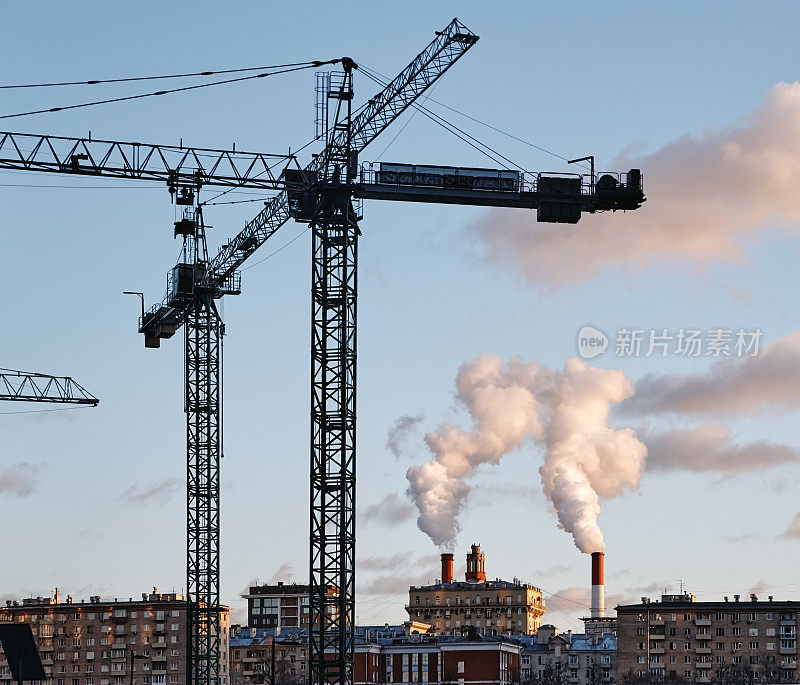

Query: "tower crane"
left=0, top=369, right=98, bottom=405
left=0, top=16, right=645, bottom=685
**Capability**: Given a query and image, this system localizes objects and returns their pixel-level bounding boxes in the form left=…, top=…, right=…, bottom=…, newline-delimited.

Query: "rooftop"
left=410, top=579, right=541, bottom=592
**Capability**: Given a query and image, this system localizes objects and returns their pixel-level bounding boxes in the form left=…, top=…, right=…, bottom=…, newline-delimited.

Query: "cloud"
left=118, top=478, right=180, bottom=505
left=360, top=552, right=439, bottom=573
left=474, top=82, right=800, bottom=286
left=725, top=533, right=758, bottom=544
left=361, top=492, right=415, bottom=527
left=625, top=332, right=800, bottom=418
left=780, top=512, right=800, bottom=539
left=645, top=424, right=800, bottom=474
left=0, top=462, right=39, bottom=498
left=533, top=563, right=575, bottom=577
left=386, top=415, right=424, bottom=459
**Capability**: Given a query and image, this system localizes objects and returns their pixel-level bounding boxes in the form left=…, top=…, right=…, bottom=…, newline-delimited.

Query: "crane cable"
left=358, top=66, right=523, bottom=171
left=0, top=60, right=341, bottom=120
left=0, top=60, right=329, bottom=89
left=359, top=63, right=592, bottom=173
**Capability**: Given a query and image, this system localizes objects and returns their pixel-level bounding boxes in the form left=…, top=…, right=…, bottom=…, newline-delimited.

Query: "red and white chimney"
left=591, top=552, right=605, bottom=618
left=441, top=553, right=454, bottom=584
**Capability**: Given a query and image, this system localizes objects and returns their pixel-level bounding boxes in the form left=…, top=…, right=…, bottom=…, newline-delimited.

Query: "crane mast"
left=0, top=17, right=646, bottom=685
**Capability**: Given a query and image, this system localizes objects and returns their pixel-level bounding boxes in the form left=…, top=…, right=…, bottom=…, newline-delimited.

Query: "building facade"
left=407, top=546, right=546, bottom=636
left=520, top=625, right=616, bottom=685
left=617, top=592, right=799, bottom=683
left=242, top=582, right=338, bottom=630
left=354, top=634, right=521, bottom=685
left=229, top=626, right=307, bottom=685
left=0, top=589, right=229, bottom=685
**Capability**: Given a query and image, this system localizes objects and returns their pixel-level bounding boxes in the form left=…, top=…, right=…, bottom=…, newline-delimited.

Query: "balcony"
left=695, top=647, right=712, bottom=655
left=696, top=662, right=712, bottom=670
left=695, top=619, right=711, bottom=627
left=696, top=633, right=712, bottom=641
left=650, top=648, right=665, bottom=655
left=781, top=661, right=797, bottom=669
left=649, top=619, right=665, bottom=626
left=568, top=662, right=579, bottom=669
left=780, top=646, right=797, bottom=655
left=697, top=676, right=712, bottom=683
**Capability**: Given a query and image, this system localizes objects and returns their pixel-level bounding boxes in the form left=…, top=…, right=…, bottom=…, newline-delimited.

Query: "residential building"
left=0, top=588, right=229, bottom=685
left=242, top=582, right=338, bottom=630
left=229, top=626, right=306, bottom=685
left=407, top=546, right=546, bottom=636
left=616, top=592, right=799, bottom=683
left=520, top=625, right=616, bottom=685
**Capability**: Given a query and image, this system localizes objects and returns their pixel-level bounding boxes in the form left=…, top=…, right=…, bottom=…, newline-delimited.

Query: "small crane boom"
left=0, top=370, right=98, bottom=405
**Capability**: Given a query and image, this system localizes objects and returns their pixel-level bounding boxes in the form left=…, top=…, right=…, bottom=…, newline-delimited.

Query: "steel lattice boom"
left=0, top=131, right=291, bottom=190
left=0, top=370, right=98, bottom=405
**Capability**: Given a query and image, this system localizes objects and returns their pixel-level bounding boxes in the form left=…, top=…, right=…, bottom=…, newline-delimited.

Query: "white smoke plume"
left=475, top=82, right=800, bottom=285
left=406, top=355, right=645, bottom=553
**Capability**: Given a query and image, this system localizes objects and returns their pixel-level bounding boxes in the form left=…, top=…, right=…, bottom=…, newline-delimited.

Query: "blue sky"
left=3, top=1, right=800, bottom=631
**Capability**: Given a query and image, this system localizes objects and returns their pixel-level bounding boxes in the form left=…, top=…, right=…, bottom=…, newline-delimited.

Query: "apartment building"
left=617, top=592, right=799, bottom=683
left=229, top=626, right=306, bottom=685
left=520, top=625, right=616, bottom=685
left=242, top=582, right=338, bottom=630
left=407, top=547, right=546, bottom=636
left=0, top=589, right=229, bottom=685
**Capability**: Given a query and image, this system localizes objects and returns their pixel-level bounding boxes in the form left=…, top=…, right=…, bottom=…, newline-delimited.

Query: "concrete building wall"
left=617, top=595, right=799, bottom=683
left=0, top=591, right=229, bottom=685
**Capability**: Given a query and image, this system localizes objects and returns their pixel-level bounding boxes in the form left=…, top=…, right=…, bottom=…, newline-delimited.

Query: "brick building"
left=0, top=589, right=230, bottom=685
left=616, top=592, right=799, bottom=683
left=354, top=633, right=521, bottom=685
left=407, top=546, right=546, bottom=636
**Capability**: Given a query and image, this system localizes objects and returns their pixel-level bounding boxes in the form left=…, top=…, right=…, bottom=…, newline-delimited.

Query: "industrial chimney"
left=591, top=552, right=605, bottom=618
left=441, top=553, right=454, bottom=584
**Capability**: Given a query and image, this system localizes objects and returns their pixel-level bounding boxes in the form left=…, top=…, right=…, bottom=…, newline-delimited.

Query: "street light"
left=122, top=291, right=145, bottom=321
left=130, top=651, right=148, bottom=685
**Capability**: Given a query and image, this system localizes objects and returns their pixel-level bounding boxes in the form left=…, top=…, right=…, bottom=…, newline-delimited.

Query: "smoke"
left=269, top=563, right=295, bottom=584
left=361, top=492, right=415, bottom=527
left=119, top=477, right=181, bottom=505
left=475, top=82, right=800, bottom=286
left=406, top=355, right=645, bottom=553
left=539, top=359, right=646, bottom=552
left=625, top=332, right=800, bottom=418
left=386, top=414, right=424, bottom=459
left=0, top=462, right=39, bottom=498
left=645, top=424, right=800, bottom=474
left=406, top=355, right=550, bottom=550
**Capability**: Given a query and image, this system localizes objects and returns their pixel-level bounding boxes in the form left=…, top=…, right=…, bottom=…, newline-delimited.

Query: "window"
left=750, top=641, right=759, bottom=649
left=732, top=643, right=741, bottom=651
left=716, top=613, right=725, bottom=621
left=569, top=655, right=578, bottom=665
left=748, top=613, right=757, bottom=621
left=732, top=628, right=741, bottom=636
left=684, top=657, right=691, bottom=665
left=684, top=671, right=691, bottom=679
left=716, top=628, right=724, bottom=636
left=749, top=628, right=759, bottom=636
left=767, top=642, right=775, bottom=650
left=683, top=614, right=692, bottom=621
left=637, top=643, right=645, bottom=651
left=637, top=657, right=646, bottom=665
left=637, top=628, right=645, bottom=636
left=749, top=656, right=759, bottom=664
left=716, top=642, right=724, bottom=650
left=669, top=614, right=676, bottom=621
left=733, top=656, right=742, bottom=665
left=669, top=628, right=676, bottom=636
left=457, top=662, right=464, bottom=674
left=684, top=628, right=691, bottom=637
left=767, top=628, right=776, bottom=637
left=684, top=643, right=691, bottom=650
